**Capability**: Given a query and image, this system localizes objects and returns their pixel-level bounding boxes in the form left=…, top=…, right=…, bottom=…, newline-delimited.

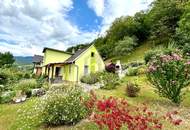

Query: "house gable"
left=74, top=44, right=105, bottom=80
left=43, top=48, right=72, bottom=66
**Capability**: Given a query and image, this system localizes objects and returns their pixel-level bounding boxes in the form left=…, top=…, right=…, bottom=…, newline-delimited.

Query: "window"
left=84, top=65, right=89, bottom=75
left=91, top=52, right=94, bottom=57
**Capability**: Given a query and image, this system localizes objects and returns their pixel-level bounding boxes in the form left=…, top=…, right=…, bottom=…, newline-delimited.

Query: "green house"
left=42, top=44, right=105, bottom=83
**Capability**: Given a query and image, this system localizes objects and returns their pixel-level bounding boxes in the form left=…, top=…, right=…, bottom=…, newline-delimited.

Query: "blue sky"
left=0, top=0, right=153, bottom=56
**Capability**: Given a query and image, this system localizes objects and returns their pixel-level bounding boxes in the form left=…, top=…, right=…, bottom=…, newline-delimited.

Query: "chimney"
left=72, top=48, right=75, bottom=54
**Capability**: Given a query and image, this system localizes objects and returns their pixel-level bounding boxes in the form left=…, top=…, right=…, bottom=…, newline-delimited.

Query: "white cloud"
left=87, top=0, right=105, bottom=17
left=0, top=0, right=98, bottom=56
left=88, top=0, right=153, bottom=33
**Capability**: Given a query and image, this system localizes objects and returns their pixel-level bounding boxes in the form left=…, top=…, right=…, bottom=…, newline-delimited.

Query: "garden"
left=1, top=45, right=190, bottom=130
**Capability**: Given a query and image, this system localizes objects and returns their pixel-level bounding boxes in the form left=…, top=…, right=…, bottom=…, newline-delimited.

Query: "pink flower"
left=186, top=61, right=190, bottom=65
left=148, top=65, right=157, bottom=72
left=172, top=53, right=182, bottom=61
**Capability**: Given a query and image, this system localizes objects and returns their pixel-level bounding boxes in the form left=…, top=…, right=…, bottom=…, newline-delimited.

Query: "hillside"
left=111, top=41, right=153, bottom=64
left=14, top=56, right=33, bottom=65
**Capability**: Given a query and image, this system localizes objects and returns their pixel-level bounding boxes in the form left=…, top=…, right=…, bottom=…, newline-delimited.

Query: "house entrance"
left=55, top=67, right=62, bottom=77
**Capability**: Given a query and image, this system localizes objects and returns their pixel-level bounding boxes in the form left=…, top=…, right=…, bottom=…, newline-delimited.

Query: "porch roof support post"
left=52, top=64, right=54, bottom=79
left=45, top=66, right=47, bottom=75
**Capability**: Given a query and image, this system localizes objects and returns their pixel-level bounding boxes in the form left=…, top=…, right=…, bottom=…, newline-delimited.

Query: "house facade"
left=42, top=44, right=105, bottom=82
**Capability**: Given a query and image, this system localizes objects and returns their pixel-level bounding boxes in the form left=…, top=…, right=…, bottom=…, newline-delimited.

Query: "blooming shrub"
left=147, top=51, right=190, bottom=104
left=80, top=73, right=100, bottom=84
left=126, top=81, right=140, bottom=97
left=41, top=85, right=89, bottom=125
left=91, top=97, right=182, bottom=130
left=99, top=72, right=120, bottom=90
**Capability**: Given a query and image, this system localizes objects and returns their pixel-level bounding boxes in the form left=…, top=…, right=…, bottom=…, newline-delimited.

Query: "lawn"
left=1, top=75, right=190, bottom=130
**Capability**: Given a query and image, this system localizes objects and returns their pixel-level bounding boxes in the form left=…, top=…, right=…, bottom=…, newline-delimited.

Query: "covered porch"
left=43, top=62, right=79, bottom=83
left=44, top=62, right=65, bottom=83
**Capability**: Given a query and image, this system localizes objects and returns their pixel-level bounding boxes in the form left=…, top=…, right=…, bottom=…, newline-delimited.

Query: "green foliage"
left=41, top=85, right=88, bottom=125
left=0, top=52, right=15, bottom=67
left=14, top=79, right=37, bottom=95
left=144, top=50, right=161, bottom=64
left=175, top=2, right=190, bottom=47
left=93, top=11, right=150, bottom=59
left=182, top=44, right=190, bottom=57
left=126, top=81, right=140, bottom=97
left=80, top=73, right=99, bottom=84
left=0, top=71, right=9, bottom=85
left=36, top=75, right=47, bottom=88
left=147, top=51, right=190, bottom=104
left=66, top=43, right=89, bottom=53
left=23, top=73, right=31, bottom=79
left=100, top=72, right=120, bottom=90
left=147, top=0, right=184, bottom=45
left=0, top=91, right=16, bottom=103
left=127, top=67, right=139, bottom=76
left=114, top=36, right=138, bottom=56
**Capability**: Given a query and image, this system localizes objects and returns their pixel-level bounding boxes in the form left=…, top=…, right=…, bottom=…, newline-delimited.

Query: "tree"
left=147, top=0, right=184, bottom=45
left=175, top=2, right=190, bottom=47
left=0, top=52, right=15, bottom=67
left=66, top=44, right=89, bottom=53
left=114, top=36, right=138, bottom=56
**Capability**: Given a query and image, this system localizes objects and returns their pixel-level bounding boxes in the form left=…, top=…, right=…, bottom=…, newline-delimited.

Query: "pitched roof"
left=64, top=44, right=92, bottom=64
left=33, top=55, right=43, bottom=63
left=42, top=47, right=72, bottom=55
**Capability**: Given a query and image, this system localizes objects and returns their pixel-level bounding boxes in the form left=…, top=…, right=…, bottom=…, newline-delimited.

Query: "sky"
left=0, top=0, right=153, bottom=56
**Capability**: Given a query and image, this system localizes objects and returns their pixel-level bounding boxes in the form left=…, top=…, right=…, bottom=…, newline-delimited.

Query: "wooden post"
left=45, top=66, right=47, bottom=75
left=52, top=64, right=54, bottom=79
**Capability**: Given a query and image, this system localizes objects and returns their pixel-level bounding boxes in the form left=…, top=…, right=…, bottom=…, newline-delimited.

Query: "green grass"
left=112, top=41, right=153, bottom=63
left=0, top=98, right=39, bottom=130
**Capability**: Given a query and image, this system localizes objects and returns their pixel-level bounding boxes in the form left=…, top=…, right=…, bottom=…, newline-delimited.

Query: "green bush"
left=147, top=51, right=190, bottom=104
left=0, top=71, right=8, bottom=85
left=144, top=50, right=160, bottom=64
left=99, top=72, right=120, bottom=90
left=23, top=73, right=31, bottom=79
left=137, top=65, right=147, bottom=75
left=0, top=91, right=16, bottom=103
left=126, top=82, right=140, bottom=97
left=41, top=85, right=88, bottom=125
left=36, top=75, right=47, bottom=88
left=15, top=79, right=37, bottom=95
left=80, top=73, right=99, bottom=84
left=182, top=44, right=190, bottom=57
left=127, top=67, right=139, bottom=76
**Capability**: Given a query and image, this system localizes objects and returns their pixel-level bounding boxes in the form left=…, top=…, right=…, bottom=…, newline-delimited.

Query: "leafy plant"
left=91, top=97, right=182, bottom=130
left=80, top=73, right=100, bottom=84
left=0, top=91, right=16, bottom=103
left=127, top=67, right=139, bottom=76
left=15, top=79, right=37, bottom=95
left=126, top=81, right=140, bottom=97
left=114, top=36, right=138, bottom=56
left=41, top=85, right=89, bottom=125
left=147, top=51, right=190, bottom=104
left=99, top=72, right=120, bottom=90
